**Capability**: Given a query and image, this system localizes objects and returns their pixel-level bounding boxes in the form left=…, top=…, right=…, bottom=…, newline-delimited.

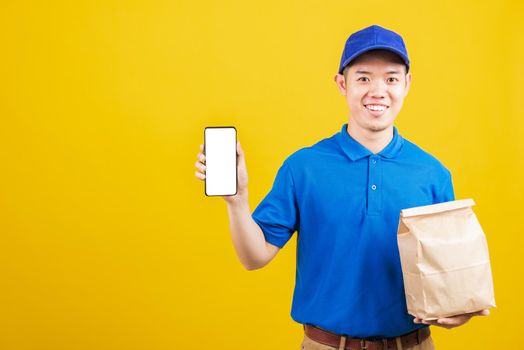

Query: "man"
left=195, top=25, right=488, bottom=350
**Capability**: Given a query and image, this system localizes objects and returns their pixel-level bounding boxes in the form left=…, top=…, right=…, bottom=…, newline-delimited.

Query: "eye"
left=387, top=77, right=399, bottom=83
left=357, top=77, right=369, bottom=82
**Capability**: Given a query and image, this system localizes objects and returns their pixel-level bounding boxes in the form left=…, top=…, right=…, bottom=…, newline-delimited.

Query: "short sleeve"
left=434, top=169, right=455, bottom=203
left=252, top=161, right=299, bottom=248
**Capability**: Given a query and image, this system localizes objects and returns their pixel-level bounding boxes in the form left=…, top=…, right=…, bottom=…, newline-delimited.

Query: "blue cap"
left=338, top=25, right=410, bottom=75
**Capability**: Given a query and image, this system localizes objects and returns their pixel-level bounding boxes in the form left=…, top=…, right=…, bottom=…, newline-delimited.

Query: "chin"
left=368, top=123, right=393, bottom=132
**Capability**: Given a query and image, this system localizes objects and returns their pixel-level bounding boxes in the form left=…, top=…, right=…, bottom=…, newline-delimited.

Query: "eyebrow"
left=355, top=70, right=402, bottom=75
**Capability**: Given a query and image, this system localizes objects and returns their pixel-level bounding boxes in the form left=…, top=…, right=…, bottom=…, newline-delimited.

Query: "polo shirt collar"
left=337, top=123, right=404, bottom=161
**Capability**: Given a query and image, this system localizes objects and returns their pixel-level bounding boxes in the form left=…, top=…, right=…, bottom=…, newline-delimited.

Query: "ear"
left=334, top=74, right=347, bottom=96
left=404, top=72, right=412, bottom=97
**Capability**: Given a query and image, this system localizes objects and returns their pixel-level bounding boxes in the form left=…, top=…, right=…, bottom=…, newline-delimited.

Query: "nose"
left=368, top=79, right=387, bottom=98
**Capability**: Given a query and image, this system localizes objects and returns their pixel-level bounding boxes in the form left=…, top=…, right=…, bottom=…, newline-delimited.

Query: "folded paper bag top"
left=397, top=199, right=495, bottom=320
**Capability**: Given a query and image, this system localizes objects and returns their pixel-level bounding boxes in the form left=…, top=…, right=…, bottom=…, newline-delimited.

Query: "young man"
left=195, top=25, right=488, bottom=350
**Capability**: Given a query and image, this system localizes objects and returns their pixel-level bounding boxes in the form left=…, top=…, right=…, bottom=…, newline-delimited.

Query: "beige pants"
left=300, top=332, right=435, bottom=350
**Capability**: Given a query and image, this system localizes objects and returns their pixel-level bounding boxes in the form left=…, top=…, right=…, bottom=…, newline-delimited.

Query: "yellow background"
left=1, top=0, right=522, bottom=349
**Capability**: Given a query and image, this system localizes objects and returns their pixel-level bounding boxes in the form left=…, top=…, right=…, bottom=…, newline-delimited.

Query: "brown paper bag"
left=397, top=198, right=495, bottom=320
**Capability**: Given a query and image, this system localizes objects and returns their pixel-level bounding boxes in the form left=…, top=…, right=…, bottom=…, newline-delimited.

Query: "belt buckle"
left=360, top=339, right=367, bottom=350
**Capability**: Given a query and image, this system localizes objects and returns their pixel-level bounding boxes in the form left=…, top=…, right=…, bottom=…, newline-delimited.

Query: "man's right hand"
left=195, top=141, right=249, bottom=204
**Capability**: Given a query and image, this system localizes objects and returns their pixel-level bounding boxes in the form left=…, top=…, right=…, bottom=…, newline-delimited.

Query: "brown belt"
left=303, top=325, right=430, bottom=350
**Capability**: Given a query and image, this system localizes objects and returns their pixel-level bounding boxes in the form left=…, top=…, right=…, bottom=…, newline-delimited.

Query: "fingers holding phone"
left=195, top=144, right=206, bottom=180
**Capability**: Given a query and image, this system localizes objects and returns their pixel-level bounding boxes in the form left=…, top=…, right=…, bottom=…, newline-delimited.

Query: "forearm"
left=226, top=195, right=269, bottom=270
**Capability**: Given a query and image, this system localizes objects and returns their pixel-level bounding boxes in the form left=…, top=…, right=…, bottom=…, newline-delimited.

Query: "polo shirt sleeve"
left=251, top=161, right=299, bottom=248
left=434, top=169, right=455, bottom=203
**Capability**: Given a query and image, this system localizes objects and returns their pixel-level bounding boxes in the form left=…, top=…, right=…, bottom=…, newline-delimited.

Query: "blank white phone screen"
left=205, top=127, right=237, bottom=196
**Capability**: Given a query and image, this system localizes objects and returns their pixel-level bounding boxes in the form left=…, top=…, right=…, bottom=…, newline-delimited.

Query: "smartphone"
left=204, top=126, right=237, bottom=196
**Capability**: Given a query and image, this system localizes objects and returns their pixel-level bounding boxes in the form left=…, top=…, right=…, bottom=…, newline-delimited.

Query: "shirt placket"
left=367, top=155, right=382, bottom=215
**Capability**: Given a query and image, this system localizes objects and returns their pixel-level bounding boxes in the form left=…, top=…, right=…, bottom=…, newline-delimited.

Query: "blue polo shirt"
left=251, top=123, right=454, bottom=338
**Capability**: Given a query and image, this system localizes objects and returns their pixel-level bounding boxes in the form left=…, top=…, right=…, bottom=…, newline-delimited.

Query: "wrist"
left=225, top=191, right=249, bottom=207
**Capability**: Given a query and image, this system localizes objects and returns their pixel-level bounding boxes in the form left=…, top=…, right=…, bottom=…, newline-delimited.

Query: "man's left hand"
left=413, top=309, right=490, bottom=329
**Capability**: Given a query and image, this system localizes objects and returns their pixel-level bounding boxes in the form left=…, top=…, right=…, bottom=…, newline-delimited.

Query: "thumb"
left=237, top=141, right=245, bottom=159
left=237, top=141, right=248, bottom=171
left=476, top=309, right=490, bottom=316
left=469, top=309, right=490, bottom=317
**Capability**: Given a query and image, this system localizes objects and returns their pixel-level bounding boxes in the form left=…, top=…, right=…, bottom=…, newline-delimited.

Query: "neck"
left=346, top=123, right=394, bottom=154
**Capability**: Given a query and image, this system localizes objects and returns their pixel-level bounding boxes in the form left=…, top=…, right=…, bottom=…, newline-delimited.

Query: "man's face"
left=334, top=50, right=412, bottom=133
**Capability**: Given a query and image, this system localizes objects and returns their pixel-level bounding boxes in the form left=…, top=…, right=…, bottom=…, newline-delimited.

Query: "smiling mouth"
left=364, top=104, right=389, bottom=112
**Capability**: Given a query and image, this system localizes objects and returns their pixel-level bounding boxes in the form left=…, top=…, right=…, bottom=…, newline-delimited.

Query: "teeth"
left=366, top=104, right=387, bottom=111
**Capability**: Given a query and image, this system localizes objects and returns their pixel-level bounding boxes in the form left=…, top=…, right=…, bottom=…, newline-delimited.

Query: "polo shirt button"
left=371, top=159, right=377, bottom=164
left=371, top=184, right=377, bottom=190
